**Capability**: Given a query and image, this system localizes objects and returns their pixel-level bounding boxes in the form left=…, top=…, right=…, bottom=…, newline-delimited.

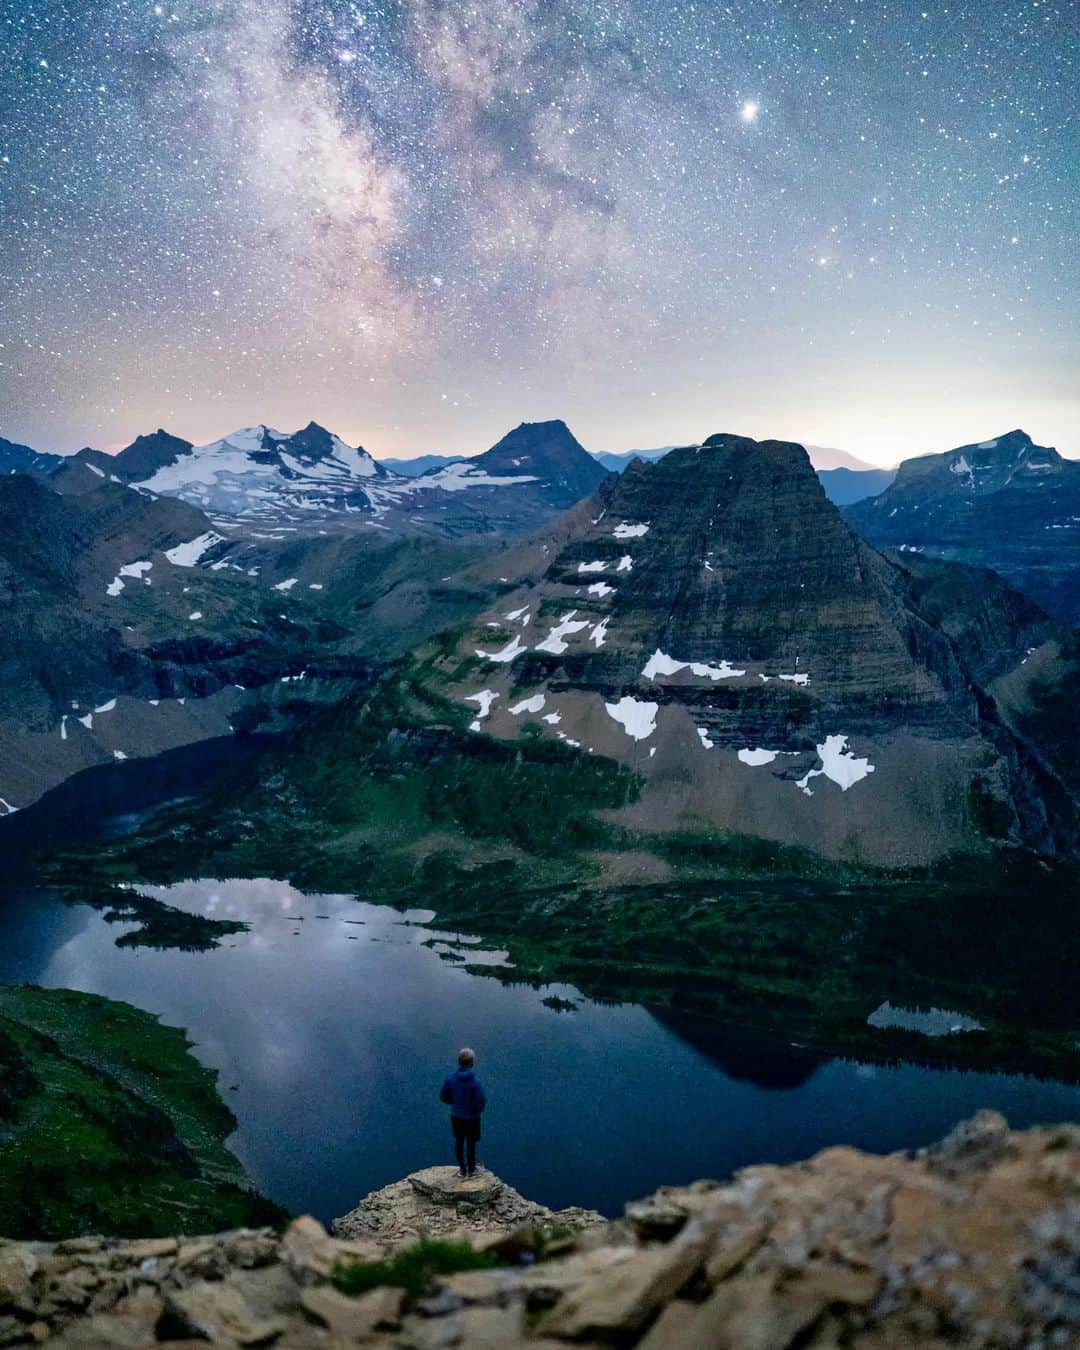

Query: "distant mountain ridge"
left=846, top=429, right=1080, bottom=624
left=35, top=418, right=608, bottom=536
left=0, top=435, right=62, bottom=480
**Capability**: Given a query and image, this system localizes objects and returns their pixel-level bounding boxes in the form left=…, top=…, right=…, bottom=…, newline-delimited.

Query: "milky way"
left=1, top=1, right=1076, bottom=462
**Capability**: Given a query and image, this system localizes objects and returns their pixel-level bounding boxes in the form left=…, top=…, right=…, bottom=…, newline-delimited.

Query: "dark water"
left=2, top=745, right=1079, bottom=1223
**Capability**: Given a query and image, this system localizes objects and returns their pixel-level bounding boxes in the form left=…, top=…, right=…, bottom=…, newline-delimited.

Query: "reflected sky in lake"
left=3, top=875, right=1079, bottom=1223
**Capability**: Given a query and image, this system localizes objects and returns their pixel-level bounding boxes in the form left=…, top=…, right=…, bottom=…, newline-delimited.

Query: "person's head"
left=457, top=1047, right=475, bottom=1070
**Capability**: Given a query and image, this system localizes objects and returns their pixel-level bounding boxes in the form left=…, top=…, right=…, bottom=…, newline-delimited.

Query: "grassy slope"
left=0, top=985, right=285, bottom=1240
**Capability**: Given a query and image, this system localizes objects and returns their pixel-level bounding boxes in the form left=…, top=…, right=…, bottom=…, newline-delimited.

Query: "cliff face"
left=427, top=434, right=1079, bottom=864
left=2, top=1113, right=1076, bottom=1347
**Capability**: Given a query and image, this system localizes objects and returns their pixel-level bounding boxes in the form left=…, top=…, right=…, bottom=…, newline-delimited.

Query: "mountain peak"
left=115, top=428, right=193, bottom=481
left=474, top=419, right=607, bottom=506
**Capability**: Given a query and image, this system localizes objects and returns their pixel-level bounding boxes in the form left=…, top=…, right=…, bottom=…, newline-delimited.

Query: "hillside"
left=0, top=984, right=282, bottom=1240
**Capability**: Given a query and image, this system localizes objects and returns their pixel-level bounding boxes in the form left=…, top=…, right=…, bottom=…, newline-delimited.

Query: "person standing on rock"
left=440, top=1046, right=486, bottom=1178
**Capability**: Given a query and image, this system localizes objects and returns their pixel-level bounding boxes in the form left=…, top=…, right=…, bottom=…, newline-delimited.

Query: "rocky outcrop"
left=2, top=1114, right=1077, bottom=1346
left=332, top=1166, right=602, bottom=1247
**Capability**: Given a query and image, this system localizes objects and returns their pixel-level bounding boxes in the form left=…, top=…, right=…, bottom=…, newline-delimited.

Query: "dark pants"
left=452, top=1115, right=481, bottom=1173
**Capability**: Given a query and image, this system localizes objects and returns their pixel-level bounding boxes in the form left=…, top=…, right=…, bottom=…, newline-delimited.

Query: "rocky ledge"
left=0, top=1113, right=1077, bottom=1347
left=331, top=1166, right=602, bottom=1247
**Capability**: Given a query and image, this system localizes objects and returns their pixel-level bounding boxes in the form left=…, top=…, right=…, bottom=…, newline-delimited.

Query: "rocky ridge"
left=1, top=1114, right=1076, bottom=1347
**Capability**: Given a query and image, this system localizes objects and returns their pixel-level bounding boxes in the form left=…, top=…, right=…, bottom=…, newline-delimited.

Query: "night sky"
left=1, top=1, right=1076, bottom=464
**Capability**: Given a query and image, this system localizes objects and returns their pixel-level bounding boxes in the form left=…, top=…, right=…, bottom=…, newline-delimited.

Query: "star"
left=740, top=100, right=760, bottom=124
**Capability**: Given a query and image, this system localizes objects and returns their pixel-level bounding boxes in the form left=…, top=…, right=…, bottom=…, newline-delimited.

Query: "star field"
left=0, top=1, right=1076, bottom=462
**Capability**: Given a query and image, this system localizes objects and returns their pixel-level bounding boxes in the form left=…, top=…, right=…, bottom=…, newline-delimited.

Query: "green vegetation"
left=0, top=984, right=286, bottom=1240
left=332, top=1237, right=496, bottom=1300
left=44, top=880, right=249, bottom=952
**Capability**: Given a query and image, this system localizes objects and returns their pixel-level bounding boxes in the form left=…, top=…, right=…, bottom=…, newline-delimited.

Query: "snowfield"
left=797, top=735, right=876, bottom=795
left=605, top=696, right=659, bottom=741
left=642, top=649, right=746, bottom=681
left=164, top=532, right=224, bottom=567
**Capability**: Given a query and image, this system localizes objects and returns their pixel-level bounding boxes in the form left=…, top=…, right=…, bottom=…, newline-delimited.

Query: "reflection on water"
left=2, top=875, right=1079, bottom=1224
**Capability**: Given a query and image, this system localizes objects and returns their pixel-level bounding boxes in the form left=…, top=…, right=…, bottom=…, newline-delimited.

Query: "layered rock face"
left=2, top=1115, right=1076, bottom=1347
left=440, top=434, right=1077, bottom=864
left=846, top=429, right=1080, bottom=625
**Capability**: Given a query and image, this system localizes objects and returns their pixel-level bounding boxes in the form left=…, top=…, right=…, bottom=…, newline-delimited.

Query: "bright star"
left=741, top=101, right=759, bottom=123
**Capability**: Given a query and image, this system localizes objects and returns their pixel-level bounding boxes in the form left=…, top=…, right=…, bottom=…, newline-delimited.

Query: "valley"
left=1, top=418, right=1077, bottom=1246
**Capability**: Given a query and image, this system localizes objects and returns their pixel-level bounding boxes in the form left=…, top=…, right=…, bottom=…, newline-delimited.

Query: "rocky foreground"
left=1, top=1113, right=1077, bottom=1347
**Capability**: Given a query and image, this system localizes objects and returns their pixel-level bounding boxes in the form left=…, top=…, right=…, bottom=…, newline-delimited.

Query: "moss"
left=0, top=984, right=286, bottom=1239
left=331, top=1237, right=496, bottom=1300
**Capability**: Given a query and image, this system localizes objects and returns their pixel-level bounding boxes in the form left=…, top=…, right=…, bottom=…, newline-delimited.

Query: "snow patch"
left=536, top=612, right=590, bottom=655
left=93, top=698, right=117, bottom=714
left=613, top=522, right=649, bottom=539
left=778, top=672, right=810, bottom=686
left=589, top=617, right=610, bottom=648
left=510, top=693, right=546, bottom=715
left=542, top=711, right=562, bottom=725
left=577, top=560, right=608, bottom=573
left=105, top=558, right=153, bottom=595
left=796, top=735, right=875, bottom=796
left=738, top=747, right=779, bottom=766
left=977, top=439, right=998, bottom=449
left=616, top=555, right=633, bottom=573
left=586, top=582, right=614, bottom=597
left=504, top=606, right=529, bottom=622
left=475, top=635, right=526, bottom=664
left=605, top=696, right=658, bottom=741
left=696, top=727, right=715, bottom=749
left=464, top=689, right=499, bottom=729
left=188, top=611, right=203, bottom=621
left=164, top=531, right=224, bottom=567
left=273, top=577, right=298, bottom=592
left=642, top=649, right=746, bottom=681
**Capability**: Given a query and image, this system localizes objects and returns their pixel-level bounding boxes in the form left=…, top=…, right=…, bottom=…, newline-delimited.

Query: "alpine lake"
left=2, top=737, right=1078, bottom=1225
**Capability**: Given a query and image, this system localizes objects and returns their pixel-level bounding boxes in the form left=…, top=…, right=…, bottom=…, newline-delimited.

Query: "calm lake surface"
left=2, top=742, right=1079, bottom=1223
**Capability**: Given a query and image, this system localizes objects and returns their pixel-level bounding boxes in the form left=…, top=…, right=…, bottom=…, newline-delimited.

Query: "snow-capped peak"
left=134, top=423, right=389, bottom=521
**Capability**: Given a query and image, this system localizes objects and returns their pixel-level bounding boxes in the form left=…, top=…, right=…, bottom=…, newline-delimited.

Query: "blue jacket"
left=440, top=1068, right=486, bottom=1120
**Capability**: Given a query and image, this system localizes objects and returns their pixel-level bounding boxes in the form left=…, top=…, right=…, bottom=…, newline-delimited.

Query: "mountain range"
left=42, top=419, right=608, bottom=535
left=2, top=414, right=1077, bottom=830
